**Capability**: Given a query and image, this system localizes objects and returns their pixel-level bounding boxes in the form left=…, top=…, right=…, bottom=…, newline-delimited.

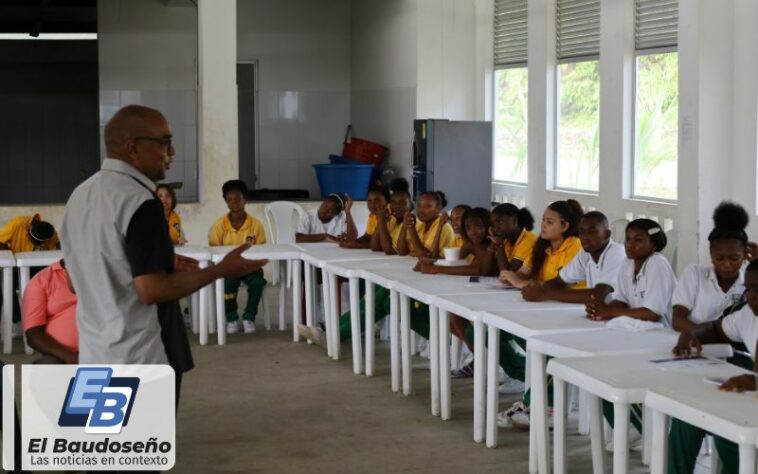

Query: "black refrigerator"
left=412, top=119, right=493, bottom=209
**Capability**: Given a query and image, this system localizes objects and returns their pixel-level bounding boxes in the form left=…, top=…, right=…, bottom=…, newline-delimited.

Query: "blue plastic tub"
left=313, top=163, right=375, bottom=199
left=329, top=154, right=381, bottom=183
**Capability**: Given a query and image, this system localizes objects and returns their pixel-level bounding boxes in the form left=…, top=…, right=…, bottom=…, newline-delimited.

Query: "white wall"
left=237, top=0, right=351, bottom=197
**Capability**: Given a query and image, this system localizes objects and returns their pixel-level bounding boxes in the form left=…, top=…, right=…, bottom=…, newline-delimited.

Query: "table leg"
left=553, top=376, right=568, bottom=474
left=529, top=349, right=550, bottom=474
left=400, top=294, right=412, bottom=396
left=390, top=290, right=400, bottom=393
left=327, top=271, right=340, bottom=360
left=304, top=262, right=314, bottom=335
left=642, top=405, right=652, bottom=465
left=429, top=305, right=440, bottom=416
left=613, top=402, right=630, bottom=474
left=589, top=393, right=606, bottom=474
left=473, top=320, right=485, bottom=443
left=439, top=310, right=452, bottom=421
left=292, top=260, right=302, bottom=342
left=738, top=443, right=756, bottom=474
left=215, top=277, right=225, bottom=345
left=279, top=261, right=286, bottom=330
left=364, top=281, right=375, bottom=377
left=486, top=324, right=500, bottom=448
left=321, top=270, right=333, bottom=358
left=349, top=277, right=363, bottom=374
left=650, top=409, right=668, bottom=474
left=199, top=261, right=209, bottom=346
left=2, top=268, right=13, bottom=354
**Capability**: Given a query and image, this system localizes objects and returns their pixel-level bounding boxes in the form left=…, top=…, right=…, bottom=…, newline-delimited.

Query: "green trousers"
left=224, top=270, right=266, bottom=321
left=667, top=353, right=752, bottom=474
left=338, top=285, right=430, bottom=341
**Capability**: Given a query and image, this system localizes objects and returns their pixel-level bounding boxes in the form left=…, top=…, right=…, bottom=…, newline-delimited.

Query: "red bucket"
left=341, top=125, right=388, bottom=166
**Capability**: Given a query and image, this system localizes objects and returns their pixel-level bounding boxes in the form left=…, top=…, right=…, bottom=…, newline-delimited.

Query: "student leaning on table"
left=448, top=204, right=472, bottom=248
left=416, top=207, right=497, bottom=377
left=374, top=178, right=414, bottom=255
left=668, top=259, right=758, bottom=474
left=209, top=179, right=268, bottom=335
left=156, top=183, right=187, bottom=245
left=295, top=193, right=356, bottom=243
left=489, top=203, right=538, bottom=273
left=339, top=182, right=390, bottom=250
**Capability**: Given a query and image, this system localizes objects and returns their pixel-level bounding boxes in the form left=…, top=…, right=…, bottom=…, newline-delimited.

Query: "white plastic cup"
left=443, top=247, right=461, bottom=261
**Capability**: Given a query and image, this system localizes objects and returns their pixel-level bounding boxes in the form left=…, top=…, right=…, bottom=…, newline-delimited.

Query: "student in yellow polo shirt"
left=209, top=180, right=267, bottom=334
left=0, top=214, right=59, bottom=252
left=488, top=203, right=537, bottom=272
left=339, top=183, right=390, bottom=250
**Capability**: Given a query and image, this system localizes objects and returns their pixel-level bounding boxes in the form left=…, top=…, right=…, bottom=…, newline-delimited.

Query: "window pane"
left=556, top=60, right=600, bottom=191
left=634, top=52, right=678, bottom=200
left=494, top=67, right=528, bottom=183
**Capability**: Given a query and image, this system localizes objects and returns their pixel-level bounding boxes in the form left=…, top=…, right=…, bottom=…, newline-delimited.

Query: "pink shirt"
left=22, top=260, right=78, bottom=352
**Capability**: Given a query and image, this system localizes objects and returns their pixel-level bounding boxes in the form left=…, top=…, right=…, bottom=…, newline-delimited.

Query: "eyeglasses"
left=133, top=136, right=173, bottom=151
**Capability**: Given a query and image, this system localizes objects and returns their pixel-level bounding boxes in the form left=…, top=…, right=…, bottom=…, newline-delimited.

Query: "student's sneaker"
left=451, top=362, right=475, bottom=379
left=497, top=401, right=528, bottom=428
left=297, top=324, right=325, bottom=346
left=226, top=321, right=241, bottom=334
left=500, top=401, right=554, bottom=430
left=498, top=377, right=526, bottom=395
left=604, top=428, right=642, bottom=453
left=243, top=320, right=256, bottom=334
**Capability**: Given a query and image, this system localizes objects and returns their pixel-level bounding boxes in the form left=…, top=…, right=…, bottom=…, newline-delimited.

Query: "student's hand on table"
left=174, top=254, right=199, bottom=272
left=325, top=234, right=340, bottom=243
left=747, top=241, right=758, bottom=262
left=499, top=270, right=525, bottom=288
left=521, top=283, right=546, bottom=302
left=719, top=374, right=756, bottom=392
left=671, top=331, right=702, bottom=358
left=416, top=260, right=439, bottom=274
left=403, top=212, right=416, bottom=228
left=585, top=295, right=614, bottom=321
left=339, top=239, right=360, bottom=249
left=217, top=243, right=269, bottom=278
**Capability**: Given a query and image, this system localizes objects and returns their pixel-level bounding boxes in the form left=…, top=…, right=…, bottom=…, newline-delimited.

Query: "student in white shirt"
left=668, top=259, right=758, bottom=474
left=672, top=202, right=748, bottom=332
left=586, top=218, right=677, bottom=326
left=522, top=211, right=626, bottom=304
left=295, top=193, right=356, bottom=243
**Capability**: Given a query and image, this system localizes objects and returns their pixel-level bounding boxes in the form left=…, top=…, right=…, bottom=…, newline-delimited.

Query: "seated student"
left=209, top=180, right=267, bottom=334
left=339, top=183, right=390, bottom=250
left=522, top=211, right=626, bottom=304
left=375, top=178, right=414, bottom=255
left=156, top=184, right=187, bottom=245
left=489, top=203, right=538, bottom=272
left=449, top=204, right=472, bottom=248
left=0, top=213, right=59, bottom=252
left=397, top=191, right=456, bottom=258
left=496, top=199, right=585, bottom=423
left=296, top=193, right=356, bottom=243
left=417, top=207, right=497, bottom=377
left=672, top=202, right=748, bottom=333
left=668, top=260, right=758, bottom=474
left=585, top=218, right=677, bottom=325
left=21, top=259, right=78, bottom=364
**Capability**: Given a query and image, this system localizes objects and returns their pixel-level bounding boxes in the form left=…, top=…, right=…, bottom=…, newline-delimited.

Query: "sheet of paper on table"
left=468, top=276, right=519, bottom=290
left=649, top=356, right=727, bottom=370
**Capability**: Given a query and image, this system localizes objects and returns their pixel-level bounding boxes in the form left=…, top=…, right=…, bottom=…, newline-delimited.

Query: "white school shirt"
left=297, top=208, right=346, bottom=237
left=611, top=252, right=677, bottom=326
left=721, top=305, right=758, bottom=360
left=559, top=240, right=626, bottom=290
left=671, top=264, right=745, bottom=325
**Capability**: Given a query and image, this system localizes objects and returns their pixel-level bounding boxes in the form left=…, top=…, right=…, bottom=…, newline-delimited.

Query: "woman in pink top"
left=22, top=259, right=78, bottom=364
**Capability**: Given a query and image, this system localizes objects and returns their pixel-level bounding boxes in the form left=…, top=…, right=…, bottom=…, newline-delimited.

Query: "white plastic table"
left=210, top=244, right=304, bottom=345
left=548, top=350, right=743, bottom=474
left=0, top=251, right=16, bottom=354
left=174, top=246, right=212, bottom=344
left=15, top=250, right=63, bottom=355
left=524, top=329, right=679, bottom=474
left=647, top=378, right=758, bottom=474
left=320, top=256, right=413, bottom=375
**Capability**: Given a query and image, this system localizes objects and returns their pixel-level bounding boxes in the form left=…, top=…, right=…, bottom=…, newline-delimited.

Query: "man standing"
left=62, top=105, right=265, bottom=404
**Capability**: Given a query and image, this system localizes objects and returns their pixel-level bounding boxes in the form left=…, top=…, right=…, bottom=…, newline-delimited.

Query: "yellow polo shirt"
left=453, top=234, right=464, bottom=248
left=167, top=211, right=183, bottom=244
left=503, top=228, right=538, bottom=263
left=523, top=236, right=584, bottom=286
left=366, top=214, right=378, bottom=236
left=409, top=216, right=456, bottom=257
left=0, top=214, right=59, bottom=252
left=388, top=216, right=404, bottom=250
left=208, top=213, right=266, bottom=246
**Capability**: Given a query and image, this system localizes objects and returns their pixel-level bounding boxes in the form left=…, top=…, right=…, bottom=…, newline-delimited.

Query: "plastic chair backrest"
left=610, top=218, right=629, bottom=244
left=264, top=201, right=305, bottom=245
left=661, top=228, right=677, bottom=269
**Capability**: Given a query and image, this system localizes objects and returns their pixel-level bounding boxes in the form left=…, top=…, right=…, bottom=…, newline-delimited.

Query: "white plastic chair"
left=264, top=201, right=305, bottom=287
left=610, top=218, right=629, bottom=243
left=662, top=228, right=678, bottom=269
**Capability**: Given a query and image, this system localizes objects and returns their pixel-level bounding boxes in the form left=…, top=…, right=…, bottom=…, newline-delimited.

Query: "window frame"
left=630, top=45, right=678, bottom=204
left=493, top=62, right=530, bottom=186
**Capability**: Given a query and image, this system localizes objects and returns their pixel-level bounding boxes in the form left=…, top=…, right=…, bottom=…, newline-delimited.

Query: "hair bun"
left=713, top=201, right=748, bottom=231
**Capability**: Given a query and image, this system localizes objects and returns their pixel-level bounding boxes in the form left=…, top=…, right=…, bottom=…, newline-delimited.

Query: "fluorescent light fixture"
left=0, top=33, right=97, bottom=40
